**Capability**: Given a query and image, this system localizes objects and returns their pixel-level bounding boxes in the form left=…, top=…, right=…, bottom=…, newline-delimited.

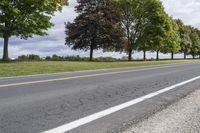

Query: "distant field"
left=0, top=60, right=199, bottom=78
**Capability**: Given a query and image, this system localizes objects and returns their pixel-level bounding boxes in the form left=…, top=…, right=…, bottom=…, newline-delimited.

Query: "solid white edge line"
left=42, top=75, right=200, bottom=133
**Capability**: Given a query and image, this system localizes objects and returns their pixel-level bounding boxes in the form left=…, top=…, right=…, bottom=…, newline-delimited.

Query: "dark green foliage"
left=189, top=27, right=200, bottom=58
left=118, top=0, right=173, bottom=61
left=50, top=55, right=119, bottom=62
left=17, top=55, right=41, bottom=61
left=65, top=0, right=125, bottom=61
left=52, top=55, right=62, bottom=61
left=118, top=0, right=148, bottom=61
left=176, top=19, right=192, bottom=59
left=45, top=56, right=51, bottom=60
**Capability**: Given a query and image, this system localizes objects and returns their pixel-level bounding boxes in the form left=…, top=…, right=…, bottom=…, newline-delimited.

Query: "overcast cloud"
left=0, top=0, right=199, bottom=59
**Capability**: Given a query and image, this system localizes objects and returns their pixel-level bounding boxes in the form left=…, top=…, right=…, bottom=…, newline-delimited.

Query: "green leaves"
left=176, top=19, right=193, bottom=56
left=117, top=0, right=200, bottom=60
left=65, top=0, right=124, bottom=60
left=118, top=0, right=173, bottom=60
left=162, top=17, right=181, bottom=54
left=0, top=0, right=68, bottom=38
left=118, top=0, right=149, bottom=60
left=189, top=27, right=200, bottom=57
left=0, top=0, right=68, bottom=61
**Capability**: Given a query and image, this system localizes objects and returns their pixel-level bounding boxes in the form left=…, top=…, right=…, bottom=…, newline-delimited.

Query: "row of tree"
left=17, top=54, right=120, bottom=62
left=1, top=0, right=200, bottom=62
left=66, top=0, right=200, bottom=61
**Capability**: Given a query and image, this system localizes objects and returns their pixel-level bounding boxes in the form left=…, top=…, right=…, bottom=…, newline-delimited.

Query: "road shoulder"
left=123, top=89, right=200, bottom=133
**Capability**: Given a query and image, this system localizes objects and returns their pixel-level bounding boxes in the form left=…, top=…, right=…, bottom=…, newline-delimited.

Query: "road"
left=0, top=62, right=200, bottom=133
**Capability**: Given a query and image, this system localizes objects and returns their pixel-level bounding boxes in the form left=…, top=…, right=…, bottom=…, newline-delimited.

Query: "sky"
left=1, top=0, right=200, bottom=59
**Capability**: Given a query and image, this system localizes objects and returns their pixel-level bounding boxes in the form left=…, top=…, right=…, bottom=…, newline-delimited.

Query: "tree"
left=189, top=27, right=200, bottom=59
left=138, top=0, right=171, bottom=61
left=195, top=29, right=200, bottom=59
left=52, top=54, right=62, bottom=61
left=65, top=0, right=124, bottom=61
left=176, top=19, right=192, bottom=59
left=161, top=18, right=181, bottom=60
left=0, top=0, right=68, bottom=61
left=118, top=0, right=147, bottom=61
left=144, top=0, right=171, bottom=61
left=17, top=54, right=41, bottom=61
left=118, top=0, right=171, bottom=61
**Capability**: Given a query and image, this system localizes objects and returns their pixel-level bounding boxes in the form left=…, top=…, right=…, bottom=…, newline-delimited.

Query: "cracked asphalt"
left=0, top=63, right=200, bottom=133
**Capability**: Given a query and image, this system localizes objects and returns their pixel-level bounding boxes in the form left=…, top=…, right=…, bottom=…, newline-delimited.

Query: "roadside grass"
left=0, top=60, right=199, bottom=78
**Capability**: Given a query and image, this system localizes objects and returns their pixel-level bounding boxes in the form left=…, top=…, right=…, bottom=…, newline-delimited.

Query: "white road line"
left=42, top=75, right=200, bottom=133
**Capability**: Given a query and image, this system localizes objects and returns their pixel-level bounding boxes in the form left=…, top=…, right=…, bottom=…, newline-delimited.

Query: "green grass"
left=0, top=60, right=199, bottom=78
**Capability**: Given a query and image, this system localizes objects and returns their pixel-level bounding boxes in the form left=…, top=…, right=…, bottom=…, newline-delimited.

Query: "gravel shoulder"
left=123, top=89, right=200, bottom=133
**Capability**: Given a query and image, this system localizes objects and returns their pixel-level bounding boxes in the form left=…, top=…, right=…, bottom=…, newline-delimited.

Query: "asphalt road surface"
left=1, top=62, right=200, bottom=133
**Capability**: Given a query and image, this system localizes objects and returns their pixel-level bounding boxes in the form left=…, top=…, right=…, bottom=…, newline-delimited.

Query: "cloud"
left=162, top=0, right=200, bottom=28
left=0, top=0, right=198, bottom=59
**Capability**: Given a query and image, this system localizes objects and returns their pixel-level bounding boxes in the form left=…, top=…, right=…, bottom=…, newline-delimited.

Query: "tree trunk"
left=156, top=50, right=160, bottom=61
left=2, top=35, right=9, bottom=61
left=171, top=52, right=174, bottom=60
left=143, top=50, right=146, bottom=61
left=128, top=50, right=132, bottom=61
left=126, top=22, right=131, bottom=61
left=184, top=52, right=187, bottom=59
left=192, top=53, right=195, bottom=59
left=89, top=44, right=94, bottom=61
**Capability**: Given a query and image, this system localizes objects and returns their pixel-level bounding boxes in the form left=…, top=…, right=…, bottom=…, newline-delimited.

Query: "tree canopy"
left=64, top=0, right=200, bottom=61
left=118, top=0, right=173, bottom=61
left=118, top=0, right=148, bottom=60
left=176, top=19, right=193, bottom=59
left=189, top=27, right=200, bottom=58
left=65, top=0, right=124, bottom=61
left=161, top=17, right=181, bottom=59
left=0, top=0, right=68, bottom=61
left=1, top=0, right=200, bottom=61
